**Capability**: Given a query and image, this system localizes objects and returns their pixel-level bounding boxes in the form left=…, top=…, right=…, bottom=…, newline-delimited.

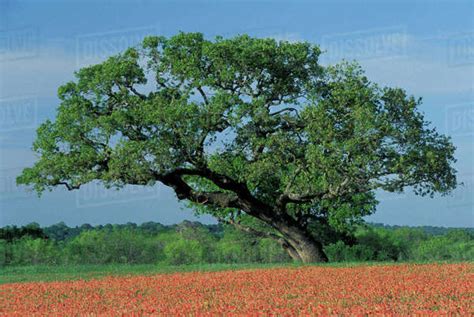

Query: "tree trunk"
left=273, top=221, right=328, bottom=263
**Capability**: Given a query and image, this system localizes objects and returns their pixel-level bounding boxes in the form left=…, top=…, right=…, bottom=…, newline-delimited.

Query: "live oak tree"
left=17, top=33, right=457, bottom=263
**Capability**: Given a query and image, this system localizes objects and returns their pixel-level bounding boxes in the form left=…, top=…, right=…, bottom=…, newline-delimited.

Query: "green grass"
left=0, top=261, right=463, bottom=284
left=0, top=263, right=295, bottom=284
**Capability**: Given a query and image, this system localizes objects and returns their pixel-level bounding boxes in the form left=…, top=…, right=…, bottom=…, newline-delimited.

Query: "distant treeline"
left=0, top=221, right=473, bottom=266
left=369, top=223, right=473, bottom=236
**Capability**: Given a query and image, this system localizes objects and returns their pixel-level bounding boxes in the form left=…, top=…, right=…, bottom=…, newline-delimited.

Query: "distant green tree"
left=10, top=237, right=60, bottom=265
left=139, top=222, right=166, bottom=235
left=388, top=227, right=427, bottom=260
left=0, top=240, right=8, bottom=266
left=413, top=229, right=474, bottom=261
left=324, top=241, right=375, bottom=262
left=258, top=238, right=291, bottom=263
left=355, top=227, right=402, bottom=261
left=0, top=223, right=47, bottom=242
left=164, top=239, right=204, bottom=265
left=44, top=222, right=71, bottom=241
left=66, top=230, right=109, bottom=264
left=177, top=224, right=218, bottom=263
left=215, top=226, right=261, bottom=263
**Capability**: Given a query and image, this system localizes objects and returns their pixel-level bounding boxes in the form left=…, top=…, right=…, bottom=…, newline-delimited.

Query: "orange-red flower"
left=1, top=263, right=472, bottom=315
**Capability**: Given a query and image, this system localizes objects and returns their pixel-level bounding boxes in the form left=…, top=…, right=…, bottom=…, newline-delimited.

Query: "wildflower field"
left=1, top=263, right=472, bottom=315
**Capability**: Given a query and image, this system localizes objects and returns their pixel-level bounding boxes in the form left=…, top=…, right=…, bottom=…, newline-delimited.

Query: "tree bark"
left=219, top=216, right=328, bottom=263
left=274, top=222, right=328, bottom=263
left=226, top=209, right=329, bottom=263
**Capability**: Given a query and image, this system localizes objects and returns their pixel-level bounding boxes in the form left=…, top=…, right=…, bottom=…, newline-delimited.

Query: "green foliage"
left=17, top=32, right=457, bottom=244
left=0, top=240, right=8, bottom=267
left=6, top=238, right=60, bottom=266
left=412, top=230, right=474, bottom=261
left=65, top=228, right=166, bottom=264
left=324, top=241, right=375, bottom=262
left=324, top=226, right=473, bottom=262
left=215, top=226, right=262, bottom=263
left=163, top=239, right=204, bottom=265
left=258, top=239, right=291, bottom=263
left=0, top=223, right=47, bottom=242
left=1, top=222, right=472, bottom=267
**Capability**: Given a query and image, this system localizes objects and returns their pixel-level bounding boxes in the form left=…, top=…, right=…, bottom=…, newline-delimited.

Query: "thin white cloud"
left=1, top=31, right=473, bottom=101
left=362, top=57, right=474, bottom=95
left=0, top=48, right=77, bottom=99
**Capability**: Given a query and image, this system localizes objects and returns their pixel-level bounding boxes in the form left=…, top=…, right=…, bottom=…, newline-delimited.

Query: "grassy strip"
left=0, top=261, right=465, bottom=284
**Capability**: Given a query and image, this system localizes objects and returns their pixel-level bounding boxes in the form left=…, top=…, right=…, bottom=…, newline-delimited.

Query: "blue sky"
left=0, top=0, right=473, bottom=227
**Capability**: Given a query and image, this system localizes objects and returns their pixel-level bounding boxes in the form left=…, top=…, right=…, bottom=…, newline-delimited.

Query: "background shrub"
left=0, top=222, right=472, bottom=266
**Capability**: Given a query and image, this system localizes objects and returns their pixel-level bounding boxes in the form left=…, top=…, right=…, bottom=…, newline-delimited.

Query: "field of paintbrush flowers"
left=1, top=263, right=472, bottom=315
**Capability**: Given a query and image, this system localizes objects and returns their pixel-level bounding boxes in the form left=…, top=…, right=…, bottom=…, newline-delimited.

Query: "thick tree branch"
left=154, top=167, right=279, bottom=224
left=277, top=192, right=318, bottom=206
left=269, top=107, right=300, bottom=117
left=156, top=170, right=243, bottom=210
left=56, top=181, right=81, bottom=191
left=216, top=217, right=282, bottom=241
left=126, top=84, right=146, bottom=99
left=277, top=177, right=353, bottom=210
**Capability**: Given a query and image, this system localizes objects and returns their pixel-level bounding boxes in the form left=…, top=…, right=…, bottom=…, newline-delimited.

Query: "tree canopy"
left=17, top=32, right=457, bottom=262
